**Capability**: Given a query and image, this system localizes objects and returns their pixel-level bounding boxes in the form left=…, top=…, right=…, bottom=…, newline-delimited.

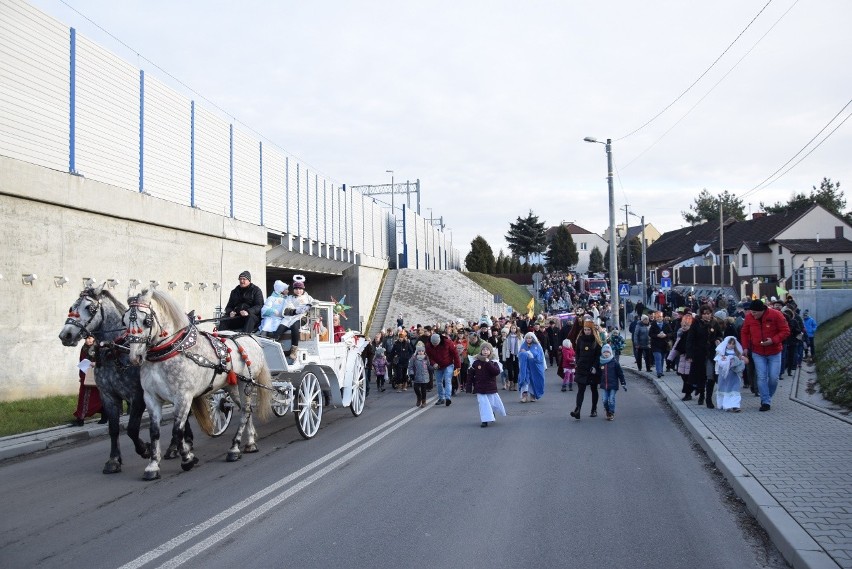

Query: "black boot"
left=697, top=391, right=705, bottom=406
left=705, top=382, right=715, bottom=409
left=681, top=393, right=692, bottom=401
left=569, top=407, right=580, bottom=420
left=590, top=408, right=598, bottom=418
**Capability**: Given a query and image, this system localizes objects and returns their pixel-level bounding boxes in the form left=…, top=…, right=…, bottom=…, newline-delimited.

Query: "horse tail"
left=191, top=394, right=214, bottom=436
left=253, top=363, right=273, bottom=423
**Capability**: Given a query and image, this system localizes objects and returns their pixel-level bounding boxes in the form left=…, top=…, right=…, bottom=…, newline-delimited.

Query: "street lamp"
left=584, top=136, right=619, bottom=330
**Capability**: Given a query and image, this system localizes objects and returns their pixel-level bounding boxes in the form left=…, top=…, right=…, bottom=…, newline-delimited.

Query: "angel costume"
left=714, top=336, right=745, bottom=411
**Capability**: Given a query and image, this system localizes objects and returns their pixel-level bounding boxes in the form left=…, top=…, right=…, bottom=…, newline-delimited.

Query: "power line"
left=620, top=0, right=798, bottom=171
left=740, top=100, right=852, bottom=199
left=616, top=0, right=774, bottom=142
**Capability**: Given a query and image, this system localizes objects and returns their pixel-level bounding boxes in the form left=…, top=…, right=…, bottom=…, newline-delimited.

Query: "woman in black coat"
left=685, top=305, right=724, bottom=408
left=570, top=321, right=602, bottom=420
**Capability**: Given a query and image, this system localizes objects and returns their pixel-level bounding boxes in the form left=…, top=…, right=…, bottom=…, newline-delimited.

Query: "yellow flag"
left=527, top=297, right=535, bottom=318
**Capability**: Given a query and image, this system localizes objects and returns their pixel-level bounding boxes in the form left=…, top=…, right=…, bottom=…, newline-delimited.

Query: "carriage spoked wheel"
left=271, top=385, right=290, bottom=417
left=295, top=371, right=323, bottom=439
left=349, top=358, right=366, bottom=417
left=209, top=389, right=233, bottom=437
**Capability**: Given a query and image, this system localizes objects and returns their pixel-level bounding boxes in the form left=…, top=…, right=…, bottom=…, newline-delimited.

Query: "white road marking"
left=118, top=401, right=429, bottom=569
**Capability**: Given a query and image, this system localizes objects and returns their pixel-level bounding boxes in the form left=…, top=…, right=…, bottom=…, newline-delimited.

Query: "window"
left=579, top=242, right=587, bottom=251
left=741, top=253, right=748, bottom=268
left=778, top=245, right=783, bottom=254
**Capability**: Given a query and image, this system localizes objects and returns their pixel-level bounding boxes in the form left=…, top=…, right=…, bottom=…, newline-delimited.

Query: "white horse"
left=123, top=289, right=271, bottom=481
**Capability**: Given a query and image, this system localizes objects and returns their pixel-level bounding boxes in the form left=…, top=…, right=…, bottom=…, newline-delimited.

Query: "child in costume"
left=373, top=346, right=388, bottom=392
left=465, top=342, right=506, bottom=427
left=714, top=336, right=746, bottom=412
left=560, top=339, right=576, bottom=392
left=407, top=341, right=431, bottom=408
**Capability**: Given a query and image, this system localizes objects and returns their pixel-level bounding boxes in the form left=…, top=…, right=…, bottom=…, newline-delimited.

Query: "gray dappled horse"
left=123, top=288, right=272, bottom=481
left=58, top=286, right=152, bottom=473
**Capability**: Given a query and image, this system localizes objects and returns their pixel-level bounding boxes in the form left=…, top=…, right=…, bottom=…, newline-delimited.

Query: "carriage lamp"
left=22, top=273, right=37, bottom=285
left=107, top=278, right=120, bottom=289
left=54, top=275, right=70, bottom=287
left=83, top=277, right=97, bottom=288
left=168, top=281, right=177, bottom=290
left=129, top=278, right=140, bottom=289
left=198, top=282, right=208, bottom=291
left=150, top=280, right=160, bottom=289
left=184, top=281, right=193, bottom=291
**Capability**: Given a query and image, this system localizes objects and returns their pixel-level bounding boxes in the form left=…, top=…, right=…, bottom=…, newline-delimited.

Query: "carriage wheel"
left=209, top=390, right=233, bottom=437
left=349, top=358, right=366, bottom=417
left=295, top=371, right=323, bottom=439
left=271, top=385, right=289, bottom=417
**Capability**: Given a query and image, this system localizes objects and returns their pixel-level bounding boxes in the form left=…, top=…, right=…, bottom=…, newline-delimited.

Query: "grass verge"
left=462, top=272, right=534, bottom=315
left=815, top=310, right=852, bottom=410
left=0, top=395, right=79, bottom=437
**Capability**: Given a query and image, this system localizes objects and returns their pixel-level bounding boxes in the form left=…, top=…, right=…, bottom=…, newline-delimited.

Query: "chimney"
left=752, top=212, right=766, bottom=220
left=836, top=226, right=844, bottom=239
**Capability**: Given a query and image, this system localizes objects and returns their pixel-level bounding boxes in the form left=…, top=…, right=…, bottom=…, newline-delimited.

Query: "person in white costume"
left=714, top=336, right=746, bottom=412
left=285, top=275, right=315, bottom=359
left=258, top=280, right=289, bottom=337
left=464, top=342, right=507, bottom=428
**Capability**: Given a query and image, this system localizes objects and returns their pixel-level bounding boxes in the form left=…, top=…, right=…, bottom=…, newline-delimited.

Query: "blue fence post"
left=259, top=141, right=263, bottom=226
left=190, top=101, right=195, bottom=207
left=296, top=163, right=300, bottom=247
left=229, top=124, right=234, bottom=218
left=138, top=69, right=144, bottom=192
left=68, top=27, right=76, bottom=174
left=285, top=157, right=289, bottom=235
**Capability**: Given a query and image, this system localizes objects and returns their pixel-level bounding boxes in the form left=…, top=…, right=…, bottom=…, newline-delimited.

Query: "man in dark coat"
left=222, top=270, right=264, bottom=332
left=685, top=304, right=724, bottom=408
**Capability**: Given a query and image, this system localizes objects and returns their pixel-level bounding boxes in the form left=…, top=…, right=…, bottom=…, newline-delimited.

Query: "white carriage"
left=209, top=301, right=368, bottom=438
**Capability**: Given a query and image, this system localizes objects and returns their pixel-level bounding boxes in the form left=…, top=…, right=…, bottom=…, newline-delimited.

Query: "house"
left=544, top=222, right=608, bottom=273
left=645, top=204, right=852, bottom=289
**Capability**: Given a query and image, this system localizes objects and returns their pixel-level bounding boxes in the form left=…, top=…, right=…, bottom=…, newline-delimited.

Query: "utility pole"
left=719, top=201, right=725, bottom=287
left=621, top=204, right=631, bottom=281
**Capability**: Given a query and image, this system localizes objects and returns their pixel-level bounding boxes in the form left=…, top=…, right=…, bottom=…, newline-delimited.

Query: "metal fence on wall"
left=0, top=0, right=408, bottom=265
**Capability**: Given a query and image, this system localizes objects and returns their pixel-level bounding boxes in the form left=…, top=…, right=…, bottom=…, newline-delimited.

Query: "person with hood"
left=649, top=311, right=672, bottom=378
left=222, top=270, right=264, bottom=333
left=373, top=345, right=388, bottom=393
left=283, top=275, right=315, bottom=360
left=258, top=280, right=289, bottom=338
left=465, top=341, right=506, bottom=427
left=570, top=320, right=603, bottom=419
left=632, top=314, right=653, bottom=372
left=501, top=324, right=523, bottom=392
left=598, top=343, right=627, bottom=421
left=741, top=299, right=790, bottom=412
left=560, top=339, right=576, bottom=392
left=518, top=331, right=546, bottom=403
left=425, top=328, right=461, bottom=406
left=407, top=341, right=431, bottom=408
left=714, top=336, right=746, bottom=412
left=802, top=310, right=817, bottom=360
left=390, top=329, right=415, bottom=392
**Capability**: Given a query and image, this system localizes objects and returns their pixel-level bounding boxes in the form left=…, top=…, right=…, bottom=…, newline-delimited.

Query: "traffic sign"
left=618, top=283, right=630, bottom=297
left=660, top=278, right=672, bottom=290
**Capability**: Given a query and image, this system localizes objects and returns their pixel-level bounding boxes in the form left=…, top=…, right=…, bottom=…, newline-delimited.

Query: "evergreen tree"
left=505, top=210, right=548, bottom=262
left=495, top=250, right=506, bottom=274
left=588, top=246, right=605, bottom=273
left=761, top=178, right=849, bottom=223
left=509, top=257, right=520, bottom=273
left=544, top=224, right=579, bottom=271
left=682, top=189, right=746, bottom=225
left=464, top=235, right=495, bottom=273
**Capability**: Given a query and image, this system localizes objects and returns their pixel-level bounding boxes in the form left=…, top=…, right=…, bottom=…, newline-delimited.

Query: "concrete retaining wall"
left=791, top=288, right=852, bottom=326
left=0, top=156, right=266, bottom=400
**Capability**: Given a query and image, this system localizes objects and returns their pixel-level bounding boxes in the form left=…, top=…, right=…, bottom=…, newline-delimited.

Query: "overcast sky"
left=29, top=0, right=852, bottom=257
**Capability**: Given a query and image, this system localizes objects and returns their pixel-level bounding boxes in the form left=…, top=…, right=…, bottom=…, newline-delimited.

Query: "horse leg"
left=227, top=398, right=249, bottom=462
left=101, top=396, right=123, bottom=474
left=143, top=399, right=163, bottom=481
left=242, top=387, right=259, bottom=454
left=169, top=400, right=197, bottom=472
left=126, top=394, right=151, bottom=460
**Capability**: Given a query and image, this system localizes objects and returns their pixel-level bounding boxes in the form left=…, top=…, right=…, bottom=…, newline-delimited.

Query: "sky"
left=28, top=0, right=852, bottom=257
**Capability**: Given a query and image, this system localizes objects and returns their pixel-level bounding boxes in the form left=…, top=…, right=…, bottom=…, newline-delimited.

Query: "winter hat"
left=415, top=341, right=426, bottom=353
left=479, top=341, right=494, bottom=355
left=562, top=339, right=572, bottom=349
left=803, top=309, right=809, bottom=316
left=273, top=280, right=287, bottom=294
left=781, top=306, right=794, bottom=318
left=714, top=309, right=727, bottom=320
left=600, top=344, right=614, bottom=364
left=640, top=314, right=649, bottom=322
left=430, top=333, right=440, bottom=346
left=292, top=281, right=305, bottom=289
left=239, top=271, right=251, bottom=281
left=583, top=320, right=596, bottom=329
left=375, top=346, right=385, bottom=356
left=749, top=299, right=766, bottom=311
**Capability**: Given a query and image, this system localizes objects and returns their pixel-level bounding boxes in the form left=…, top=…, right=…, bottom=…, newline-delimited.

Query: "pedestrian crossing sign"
left=618, top=283, right=630, bottom=297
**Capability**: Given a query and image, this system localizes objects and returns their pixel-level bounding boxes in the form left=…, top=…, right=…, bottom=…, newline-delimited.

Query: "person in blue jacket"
left=598, top=344, right=627, bottom=421
left=802, top=310, right=817, bottom=360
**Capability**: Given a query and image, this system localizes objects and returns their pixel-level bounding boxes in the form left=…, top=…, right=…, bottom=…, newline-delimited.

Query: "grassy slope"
left=815, top=310, right=852, bottom=409
left=462, top=272, right=535, bottom=316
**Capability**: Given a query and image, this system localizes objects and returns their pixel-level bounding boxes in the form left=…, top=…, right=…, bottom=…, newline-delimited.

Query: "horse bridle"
left=125, top=296, right=162, bottom=347
left=65, top=290, right=103, bottom=340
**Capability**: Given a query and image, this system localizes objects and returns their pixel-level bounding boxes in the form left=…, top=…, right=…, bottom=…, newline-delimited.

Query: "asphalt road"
left=0, top=369, right=788, bottom=569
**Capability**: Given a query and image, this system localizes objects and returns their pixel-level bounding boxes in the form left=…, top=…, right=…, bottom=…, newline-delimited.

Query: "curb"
left=633, top=368, right=841, bottom=569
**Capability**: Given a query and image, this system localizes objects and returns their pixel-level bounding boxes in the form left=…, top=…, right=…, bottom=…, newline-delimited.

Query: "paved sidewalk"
left=623, top=355, right=851, bottom=569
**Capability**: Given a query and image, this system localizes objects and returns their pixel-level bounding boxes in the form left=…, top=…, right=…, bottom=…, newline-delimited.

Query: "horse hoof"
left=226, top=451, right=242, bottom=462
left=180, top=459, right=196, bottom=472
left=164, top=447, right=179, bottom=460
left=143, top=470, right=161, bottom=481
left=102, top=460, right=122, bottom=474
left=243, top=443, right=258, bottom=453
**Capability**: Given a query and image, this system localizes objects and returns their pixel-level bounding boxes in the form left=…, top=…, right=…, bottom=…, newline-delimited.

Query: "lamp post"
left=584, top=136, right=619, bottom=330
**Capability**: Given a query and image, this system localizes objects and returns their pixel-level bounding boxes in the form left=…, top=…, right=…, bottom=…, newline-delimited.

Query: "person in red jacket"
left=425, top=328, right=461, bottom=406
left=740, top=299, right=790, bottom=412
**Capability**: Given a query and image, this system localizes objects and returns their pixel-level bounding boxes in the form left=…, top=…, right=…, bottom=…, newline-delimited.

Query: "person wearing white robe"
left=714, top=336, right=746, bottom=412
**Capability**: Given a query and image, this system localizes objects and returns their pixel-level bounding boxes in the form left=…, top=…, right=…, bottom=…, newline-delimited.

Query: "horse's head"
left=123, top=288, right=184, bottom=365
left=59, top=285, right=106, bottom=346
